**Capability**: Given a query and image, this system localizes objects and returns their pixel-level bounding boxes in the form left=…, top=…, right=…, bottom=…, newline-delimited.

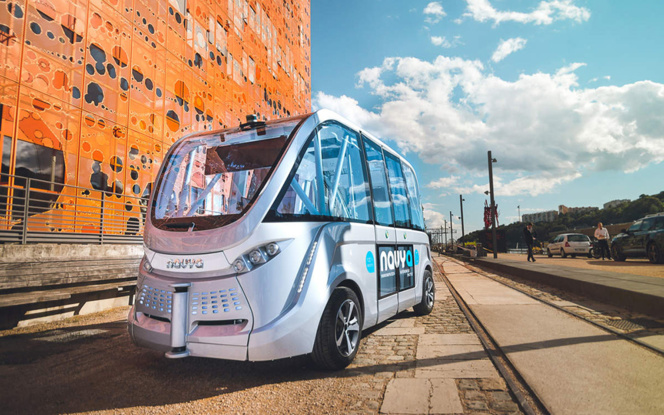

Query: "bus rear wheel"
left=413, top=270, right=435, bottom=315
left=312, top=287, right=362, bottom=370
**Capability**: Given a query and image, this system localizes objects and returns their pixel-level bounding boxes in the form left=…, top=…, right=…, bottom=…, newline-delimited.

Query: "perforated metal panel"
left=191, top=288, right=243, bottom=316
left=138, top=284, right=173, bottom=316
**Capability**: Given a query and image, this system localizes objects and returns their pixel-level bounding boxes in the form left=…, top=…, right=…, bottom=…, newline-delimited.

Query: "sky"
left=309, top=0, right=664, bottom=236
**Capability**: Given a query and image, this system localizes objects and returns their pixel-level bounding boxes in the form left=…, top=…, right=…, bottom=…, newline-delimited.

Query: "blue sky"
left=310, top=0, right=664, bottom=235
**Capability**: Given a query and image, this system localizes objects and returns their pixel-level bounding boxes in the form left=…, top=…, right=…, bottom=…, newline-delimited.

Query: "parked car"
left=547, top=233, right=592, bottom=258
left=611, top=213, right=664, bottom=263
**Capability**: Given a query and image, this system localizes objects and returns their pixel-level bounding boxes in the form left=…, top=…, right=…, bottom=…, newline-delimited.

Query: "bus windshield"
left=151, top=116, right=306, bottom=231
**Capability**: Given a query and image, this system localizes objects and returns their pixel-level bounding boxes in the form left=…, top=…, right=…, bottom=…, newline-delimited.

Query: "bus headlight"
left=233, top=259, right=247, bottom=273
left=141, top=255, right=153, bottom=273
left=232, top=241, right=283, bottom=273
left=266, top=242, right=280, bottom=256
left=249, top=249, right=265, bottom=265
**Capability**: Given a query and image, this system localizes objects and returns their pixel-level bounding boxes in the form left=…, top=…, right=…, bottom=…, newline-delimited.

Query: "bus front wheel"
left=312, top=287, right=362, bottom=370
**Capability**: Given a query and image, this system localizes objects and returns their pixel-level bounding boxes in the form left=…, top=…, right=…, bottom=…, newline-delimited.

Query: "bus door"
left=384, top=153, right=416, bottom=312
left=363, top=138, right=398, bottom=323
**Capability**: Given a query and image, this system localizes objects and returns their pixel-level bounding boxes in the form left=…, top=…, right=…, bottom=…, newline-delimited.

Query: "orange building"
left=0, top=0, right=311, bottom=240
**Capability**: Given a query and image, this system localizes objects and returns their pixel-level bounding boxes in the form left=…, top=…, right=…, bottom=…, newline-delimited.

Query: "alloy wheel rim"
left=425, top=278, right=434, bottom=308
left=335, top=299, right=360, bottom=357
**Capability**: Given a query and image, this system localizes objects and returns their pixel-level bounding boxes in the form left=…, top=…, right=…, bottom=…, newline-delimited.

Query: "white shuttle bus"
left=128, top=109, right=434, bottom=369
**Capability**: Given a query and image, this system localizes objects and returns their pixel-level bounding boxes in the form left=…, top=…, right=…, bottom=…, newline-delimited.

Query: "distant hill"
left=458, top=191, right=664, bottom=249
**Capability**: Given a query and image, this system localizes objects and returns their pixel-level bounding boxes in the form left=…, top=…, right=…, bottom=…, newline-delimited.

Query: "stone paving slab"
left=418, top=333, right=481, bottom=346
left=374, top=327, right=426, bottom=336
left=415, top=358, right=500, bottom=379
left=381, top=378, right=464, bottom=414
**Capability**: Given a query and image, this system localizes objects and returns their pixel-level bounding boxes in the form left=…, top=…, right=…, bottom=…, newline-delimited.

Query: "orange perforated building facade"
left=0, top=0, right=310, bottom=238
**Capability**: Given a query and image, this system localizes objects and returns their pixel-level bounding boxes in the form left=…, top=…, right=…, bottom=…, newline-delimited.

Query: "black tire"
left=647, top=242, right=663, bottom=264
left=561, top=249, right=567, bottom=258
left=547, top=249, right=553, bottom=258
left=312, top=287, right=362, bottom=370
left=571, top=254, right=576, bottom=258
left=587, top=249, right=593, bottom=259
left=413, top=270, right=435, bottom=316
left=612, top=245, right=626, bottom=262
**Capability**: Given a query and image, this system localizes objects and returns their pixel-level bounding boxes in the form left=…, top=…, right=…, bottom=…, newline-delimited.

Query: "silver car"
left=547, top=233, right=592, bottom=258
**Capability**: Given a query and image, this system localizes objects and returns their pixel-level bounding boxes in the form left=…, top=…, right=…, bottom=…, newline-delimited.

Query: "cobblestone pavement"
left=345, top=257, right=523, bottom=414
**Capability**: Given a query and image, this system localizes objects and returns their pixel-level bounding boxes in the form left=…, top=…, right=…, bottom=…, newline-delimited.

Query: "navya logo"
left=167, top=258, right=204, bottom=269
left=379, top=247, right=414, bottom=271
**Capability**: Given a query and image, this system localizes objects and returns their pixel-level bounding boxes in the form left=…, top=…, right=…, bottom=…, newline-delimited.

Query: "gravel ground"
left=502, top=253, right=664, bottom=278
left=0, top=266, right=522, bottom=415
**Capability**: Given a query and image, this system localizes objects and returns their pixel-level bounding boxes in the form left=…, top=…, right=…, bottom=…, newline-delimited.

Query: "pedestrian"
left=523, top=222, right=536, bottom=262
left=594, top=222, right=612, bottom=260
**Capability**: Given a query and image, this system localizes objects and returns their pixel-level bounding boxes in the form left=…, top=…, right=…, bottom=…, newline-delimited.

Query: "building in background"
left=603, top=199, right=630, bottom=209
left=0, top=0, right=311, bottom=240
left=558, top=205, right=598, bottom=216
left=522, top=210, right=558, bottom=224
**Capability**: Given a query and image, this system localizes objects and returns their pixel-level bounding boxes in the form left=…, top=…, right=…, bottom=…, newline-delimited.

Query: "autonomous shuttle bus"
left=128, top=109, right=434, bottom=369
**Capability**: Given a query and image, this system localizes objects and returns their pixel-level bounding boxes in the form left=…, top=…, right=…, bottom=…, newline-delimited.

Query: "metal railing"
left=0, top=172, right=146, bottom=245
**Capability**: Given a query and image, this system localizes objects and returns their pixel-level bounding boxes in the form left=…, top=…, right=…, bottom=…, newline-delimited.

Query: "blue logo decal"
left=366, top=251, right=375, bottom=273
left=415, top=249, right=420, bottom=265
left=406, top=250, right=414, bottom=267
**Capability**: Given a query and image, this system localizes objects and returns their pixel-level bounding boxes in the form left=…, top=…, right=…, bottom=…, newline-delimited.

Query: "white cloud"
left=423, top=203, right=446, bottom=228
left=424, top=2, right=446, bottom=24
left=431, top=35, right=461, bottom=48
left=427, top=176, right=460, bottom=189
left=463, top=0, right=590, bottom=26
left=431, top=36, right=450, bottom=48
left=314, top=55, right=664, bottom=197
left=491, top=38, right=527, bottom=62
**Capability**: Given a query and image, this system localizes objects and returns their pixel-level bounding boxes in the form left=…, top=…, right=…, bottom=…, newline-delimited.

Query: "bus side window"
left=318, top=124, right=371, bottom=222
left=273, top=122, right=371, bottom=223
left=384, top=153, right=411, bottom=228
left=402, top=163, right=425, bottom=231
left=363, top=140, right=394, bottom=227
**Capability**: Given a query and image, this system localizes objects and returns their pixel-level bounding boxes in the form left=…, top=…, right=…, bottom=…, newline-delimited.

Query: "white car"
left=547, top=233, right=592, bottom=258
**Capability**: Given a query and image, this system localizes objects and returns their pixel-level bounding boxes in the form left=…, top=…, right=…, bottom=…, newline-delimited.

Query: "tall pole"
left=443, top=220, right=447, bottom=246
left=459, top=195, right=465, bottom=240
left=518, top=205, right=521, bottom=223
left=488, top=151, right=498, bottom=259
left=449, top=211, right=454, bottom=247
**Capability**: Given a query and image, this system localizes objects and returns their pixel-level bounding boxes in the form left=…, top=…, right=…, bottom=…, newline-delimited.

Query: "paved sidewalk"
left=348, top=264, right=522, bottom=414
left=442, top=257, right=664, bottom=415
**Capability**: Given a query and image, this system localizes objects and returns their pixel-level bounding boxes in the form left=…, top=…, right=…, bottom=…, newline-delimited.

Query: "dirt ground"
left=501, top=253, right=664, bottom=279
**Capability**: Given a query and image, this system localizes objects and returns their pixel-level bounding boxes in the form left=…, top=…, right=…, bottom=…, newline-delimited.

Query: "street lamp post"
left=488, top=151, right=498, bottom=259
left=449, top=211, right=454, bottom=247
left=459, top=195, right=465, bottom=241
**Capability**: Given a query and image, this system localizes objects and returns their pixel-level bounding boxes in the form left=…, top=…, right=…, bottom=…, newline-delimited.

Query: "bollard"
left=166, top=282, right=191, bottom=358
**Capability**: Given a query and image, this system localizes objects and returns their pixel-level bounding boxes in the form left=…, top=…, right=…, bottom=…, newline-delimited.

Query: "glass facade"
left=0, top=0, right=311, bottom=236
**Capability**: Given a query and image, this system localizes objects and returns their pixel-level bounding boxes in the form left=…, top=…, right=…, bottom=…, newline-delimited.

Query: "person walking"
left=523, top=222, right=536, bottom=262
left=594, top=222, right=612, bottom=260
